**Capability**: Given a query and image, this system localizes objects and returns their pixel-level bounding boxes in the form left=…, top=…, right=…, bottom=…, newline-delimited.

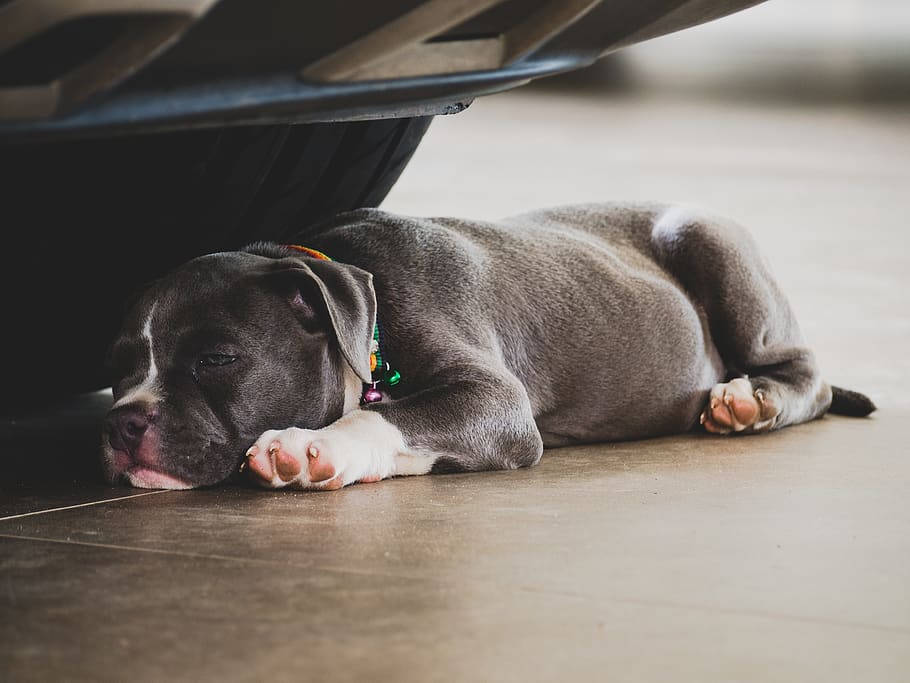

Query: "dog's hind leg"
left=650, top=207, right=832, bottom=434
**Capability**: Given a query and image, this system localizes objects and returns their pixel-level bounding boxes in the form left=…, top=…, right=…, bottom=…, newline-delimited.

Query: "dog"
left=102, top=203, right=875, bottom=490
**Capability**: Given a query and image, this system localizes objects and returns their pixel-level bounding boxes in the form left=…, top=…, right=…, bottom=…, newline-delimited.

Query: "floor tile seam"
left=0, top=533, right=451, bottom=584
left=516, top=585, right=910, bottom=636
left=0, top=490, right=172, bottom=522
left=0, top=532, right=455, bottom=585
left=2, top=530, right=906, bottom=637
left=0, top=533, right=315, bottom=568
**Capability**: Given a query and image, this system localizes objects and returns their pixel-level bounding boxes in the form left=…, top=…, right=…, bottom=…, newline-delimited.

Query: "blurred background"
left=386, top=0, right=910, bottom=213
left=552, top=0, right=910, bottom=103
left=384, top=0, right=910, bottom=408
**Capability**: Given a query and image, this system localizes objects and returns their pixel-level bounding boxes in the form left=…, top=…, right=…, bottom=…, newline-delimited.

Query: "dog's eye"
left=197, top=353, right=238, bottom=368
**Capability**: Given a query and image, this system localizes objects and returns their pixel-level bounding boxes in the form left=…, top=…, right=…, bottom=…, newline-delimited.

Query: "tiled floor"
left=3, top=33, right=910, bottom=683
left=2, top=412, right=907, bottom=681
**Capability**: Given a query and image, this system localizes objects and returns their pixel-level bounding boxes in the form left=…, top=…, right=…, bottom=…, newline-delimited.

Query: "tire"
left=0, top=117, right=432, bottom=406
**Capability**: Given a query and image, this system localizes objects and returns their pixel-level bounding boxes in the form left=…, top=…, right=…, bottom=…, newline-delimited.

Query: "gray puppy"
left=102, top=203, right=874, bottom=490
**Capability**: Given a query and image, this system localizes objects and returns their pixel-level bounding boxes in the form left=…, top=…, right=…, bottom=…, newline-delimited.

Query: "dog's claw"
left=724, top=394, right=734, bottom=405
left=699, top=411, right=707, bottom=424
left=308, top=445, right=319, bottom=459
left=268, top=442, right=279, bottom=457
left=241, top=446, right=257, bottom=472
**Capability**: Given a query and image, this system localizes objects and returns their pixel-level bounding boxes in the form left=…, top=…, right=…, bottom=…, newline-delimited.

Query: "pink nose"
left=106, top=404, right=158, bottom=454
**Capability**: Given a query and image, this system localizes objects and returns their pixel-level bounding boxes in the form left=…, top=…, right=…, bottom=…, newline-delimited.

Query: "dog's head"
left=101, top=245, right=375, bottom=489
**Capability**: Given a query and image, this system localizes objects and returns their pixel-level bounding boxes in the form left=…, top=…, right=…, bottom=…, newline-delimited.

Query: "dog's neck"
left=342, top=362, right=363, bottom=414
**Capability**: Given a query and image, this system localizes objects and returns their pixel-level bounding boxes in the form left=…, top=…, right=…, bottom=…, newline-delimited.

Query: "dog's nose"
left=106, top=405, right=157, bottom=454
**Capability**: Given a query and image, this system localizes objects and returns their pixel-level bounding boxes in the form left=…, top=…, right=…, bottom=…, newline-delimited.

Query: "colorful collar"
left=287, top=244, right=400, bottom=404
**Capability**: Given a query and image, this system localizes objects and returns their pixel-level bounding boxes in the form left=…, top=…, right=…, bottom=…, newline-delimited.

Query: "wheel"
left=0, top=117, right=432, bottom=406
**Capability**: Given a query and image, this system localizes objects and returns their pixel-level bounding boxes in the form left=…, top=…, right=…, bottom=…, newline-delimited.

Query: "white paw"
left=243, top=412, right=401, bottom=490
left=700, top=377, right=777, bottom=435
left=244, top=427, right=354, bottom=490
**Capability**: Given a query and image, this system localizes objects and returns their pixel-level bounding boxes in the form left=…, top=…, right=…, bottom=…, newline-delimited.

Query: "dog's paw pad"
left=244, top=423, right=392, bottom=491
left=701, top=378, right=777, bottom=435
left=246, top=444, right=275, bottom=483
left=244, top=428, right=347, bottom=490
left=274, top=445, right=301, bottom=482
left=305, top=442, right=336, bottom=483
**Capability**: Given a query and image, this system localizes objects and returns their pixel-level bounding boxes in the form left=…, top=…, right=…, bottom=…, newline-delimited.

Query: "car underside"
left=0, top=0, right=764, bottom=403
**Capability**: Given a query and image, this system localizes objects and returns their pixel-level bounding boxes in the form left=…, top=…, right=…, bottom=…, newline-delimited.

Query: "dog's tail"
left=828, top=385, right=876, bottom=417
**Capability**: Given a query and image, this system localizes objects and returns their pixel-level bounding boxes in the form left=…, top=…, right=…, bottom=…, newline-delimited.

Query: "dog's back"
left=307, top=203, right=724, bottom=444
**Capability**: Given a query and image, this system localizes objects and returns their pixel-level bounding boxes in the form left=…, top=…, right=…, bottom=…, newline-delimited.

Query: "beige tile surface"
left=2, top=418, right=908, bottom=681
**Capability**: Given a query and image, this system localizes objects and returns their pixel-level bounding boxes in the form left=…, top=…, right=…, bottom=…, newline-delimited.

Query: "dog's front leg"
left=245, top=374, right=543, bottom=490
left=244, top=410, right=423, bottom=490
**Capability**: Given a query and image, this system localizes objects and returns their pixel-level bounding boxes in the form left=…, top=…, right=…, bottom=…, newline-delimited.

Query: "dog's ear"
left=270, top=257, right=377, bottom=383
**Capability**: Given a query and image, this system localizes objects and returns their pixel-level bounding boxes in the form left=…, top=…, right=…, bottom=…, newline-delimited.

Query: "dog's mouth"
left=102, top=427, right=195, bottom=490
left=123, top=465, right=194, bottom=490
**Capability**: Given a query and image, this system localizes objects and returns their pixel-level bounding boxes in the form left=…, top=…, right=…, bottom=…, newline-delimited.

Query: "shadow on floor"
left=1, top=391, right=111, bottom=490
